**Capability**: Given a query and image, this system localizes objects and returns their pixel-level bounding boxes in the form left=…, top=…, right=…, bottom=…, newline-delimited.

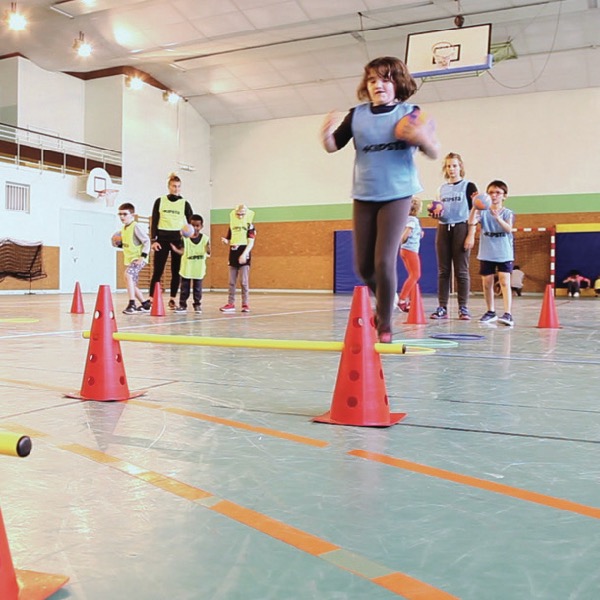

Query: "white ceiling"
left=1, top=0, right=599, bottom=125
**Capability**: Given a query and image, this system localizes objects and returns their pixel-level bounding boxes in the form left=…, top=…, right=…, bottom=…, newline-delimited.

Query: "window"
left=5, top=182, right=30, bottom=213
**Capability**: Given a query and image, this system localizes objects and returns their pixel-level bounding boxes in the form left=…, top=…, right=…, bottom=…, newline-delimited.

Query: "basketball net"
left=431, top=42, right=454, bottom=69
left=99, top=189, right=118, bottom=208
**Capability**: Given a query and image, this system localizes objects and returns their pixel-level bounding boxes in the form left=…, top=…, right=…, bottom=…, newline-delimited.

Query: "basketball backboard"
left=405, top=24, right=493, bottom=79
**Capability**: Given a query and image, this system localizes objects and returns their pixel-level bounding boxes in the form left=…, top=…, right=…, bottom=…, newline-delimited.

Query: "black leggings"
left=150, top=242, right=182, bottom=299
left=353, top=198, right=411, bottom=334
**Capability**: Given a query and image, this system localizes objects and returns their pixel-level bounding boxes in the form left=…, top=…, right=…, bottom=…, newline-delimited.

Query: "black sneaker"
left=498, top=312, right=514, bottom=327
left=174, top=306, right=187, bottom=313
left=193, top=305, right=202, bottom=314
left=122, top=304, right=137, bottom=315
left=479, top=311, right=497, bottom=323
left=137, top=300, right=151, bottom=313
left=430, top=306, right=448, bottom=320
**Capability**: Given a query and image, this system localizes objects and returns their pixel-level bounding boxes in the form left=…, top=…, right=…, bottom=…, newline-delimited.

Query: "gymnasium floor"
left=1, top=289, right=599, bottom=600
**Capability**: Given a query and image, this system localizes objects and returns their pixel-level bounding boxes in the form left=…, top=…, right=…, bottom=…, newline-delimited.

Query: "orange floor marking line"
left=0, top=423, right=50, bottom=438
left=60, top=443, right=125, bottom=465
left=211, top=499, right=340, bottom=556
left=350, top=450, right=600, bottom=520
left=130, top=399, right=329, bottom=448
left=16, top=425, right=456, bottom=598
left=374, top=572, right=459, bottom=599
left=137, top=472, right=213, bottom=502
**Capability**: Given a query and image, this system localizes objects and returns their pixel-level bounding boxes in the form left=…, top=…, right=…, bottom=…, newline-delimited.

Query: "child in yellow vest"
left=220, top=204, right=256, bottom=313
left=116, top=203, right=151, bottom=314
left=170, top=215, right=211, bottom=313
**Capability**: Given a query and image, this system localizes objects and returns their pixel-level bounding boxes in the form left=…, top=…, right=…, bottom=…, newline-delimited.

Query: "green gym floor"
left=1, top=289, right=599, bottom=600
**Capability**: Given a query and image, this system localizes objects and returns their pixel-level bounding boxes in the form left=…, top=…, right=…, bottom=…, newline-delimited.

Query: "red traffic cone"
left=405, top=284, right=427, bottom=325
left=313, top=286, right=406, bottom=427
left=537, top=284, right=561, bottom=329
left=69, top=281, right=84, bottom=314
left=67, top=285, right=144, bottom=402
left=150, top=282, right=166, bottom=317
left=0, top=507, right=69, bottom=600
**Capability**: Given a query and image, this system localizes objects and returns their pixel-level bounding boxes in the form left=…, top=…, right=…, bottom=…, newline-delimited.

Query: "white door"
left=60, top=209, right=117, bottom=293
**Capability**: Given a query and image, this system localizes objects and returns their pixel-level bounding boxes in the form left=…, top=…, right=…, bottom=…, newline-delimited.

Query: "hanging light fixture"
left=73, top=31, right=92, bottom=57
left=5, top=3, right=27, bottom=31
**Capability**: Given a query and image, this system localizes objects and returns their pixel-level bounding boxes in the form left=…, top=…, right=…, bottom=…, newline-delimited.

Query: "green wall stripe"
left=211, top=194, right=600, bottom=224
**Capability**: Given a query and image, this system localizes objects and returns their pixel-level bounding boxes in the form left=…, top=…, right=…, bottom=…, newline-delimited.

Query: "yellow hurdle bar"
left=0, top=432, right=32, bottom=457
left=81, top=331, right=421, bottom=354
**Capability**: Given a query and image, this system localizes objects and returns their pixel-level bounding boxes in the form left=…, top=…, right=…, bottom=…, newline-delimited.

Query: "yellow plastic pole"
left=0, top=433, right=32, bottom=457
left=82, top=331, right=424, bottom=354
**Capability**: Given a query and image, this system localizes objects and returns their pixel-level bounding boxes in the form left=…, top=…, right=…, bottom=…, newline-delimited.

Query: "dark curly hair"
left=356, top=56, right=417, bottom=103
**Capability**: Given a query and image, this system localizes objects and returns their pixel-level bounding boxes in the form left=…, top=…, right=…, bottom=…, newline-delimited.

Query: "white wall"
left=211, top=87, right=600, bottom=207
left=85, top=77, right=123, bottom=151
left=0, top=56, right=18, bottom=125
left=121, top=83, right=211, bottom=222
left=0, top=57, right=212, bottom=293
left=17, top=58, right=85, bottom=141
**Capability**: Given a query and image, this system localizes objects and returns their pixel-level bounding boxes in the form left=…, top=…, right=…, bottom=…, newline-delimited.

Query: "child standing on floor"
left=220, top=204, right=256, bottom=313
left=321, top=56, right=439, bottom=342
left=170, top=214, right=210, bottom=313
left=115, top=203, right=151, bottom=315
left=466, top=180, right=515, bottom=326
left=430, top=152, right=479, bottom=321
left=397, top=198, right=424, bottom=312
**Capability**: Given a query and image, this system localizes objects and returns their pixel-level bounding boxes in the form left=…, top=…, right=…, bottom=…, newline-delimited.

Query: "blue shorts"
left=479, top=260, right=513, bottom=276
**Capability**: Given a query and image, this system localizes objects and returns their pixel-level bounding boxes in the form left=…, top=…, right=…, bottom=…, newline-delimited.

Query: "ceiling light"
left=163, top=90, right=180, bottom=104
left=5, top=3, right=27, bottom=31
left=126, top=76, right=144, bottom=90
left=73, top=31, right=92, bottom=57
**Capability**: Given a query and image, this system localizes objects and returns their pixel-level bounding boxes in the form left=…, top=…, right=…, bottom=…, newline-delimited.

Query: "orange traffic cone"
left=150, top=282, right=166, bottom=317
left=537, top=284, right=561, bottom=329
left=405, top=284, right=427, bottom=325
left=67, top=285, right=144, bottom=402
left=313, top=286, right=406, bottom=427
left=0, top=507, right=69, bottom=600
left=69, top=281, right=84, bottom=314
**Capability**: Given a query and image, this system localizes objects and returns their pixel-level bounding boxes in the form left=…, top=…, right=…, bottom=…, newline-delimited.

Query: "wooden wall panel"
left=207, top=220, right=351, bottom=290
left=208, top=212, right=600, bottom=292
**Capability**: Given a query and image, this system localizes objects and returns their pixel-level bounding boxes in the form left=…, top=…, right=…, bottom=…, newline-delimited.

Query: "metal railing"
left=0, top=122, right=122, bottom=182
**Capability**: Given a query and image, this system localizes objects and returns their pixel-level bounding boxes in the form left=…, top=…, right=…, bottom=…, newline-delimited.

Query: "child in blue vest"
left=321, top=56, right=439, bottom=342
left=466, top=180, right=515, bottom=326
left=397, top=198, right=424, bottom=312
left=170, top=215, right=210, bottom=313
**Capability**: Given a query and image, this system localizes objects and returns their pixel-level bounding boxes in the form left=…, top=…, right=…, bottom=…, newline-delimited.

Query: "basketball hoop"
left=431, top=42, right=455, bottom=69
left=99, top=189, right=119, bottom=208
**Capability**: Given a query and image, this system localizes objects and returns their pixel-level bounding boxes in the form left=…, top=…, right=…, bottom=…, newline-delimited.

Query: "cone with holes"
left=69, top=281, right=84, bottom=314
left=67, top=285, right=144, bottom=402
left=405, top=284, right=427, bottom=325
left=537, top=284, right=561, bottom=329
left=1, top=507, right=69, bottom=600
left=313, top=286, right=406, bottom=427
left=150, top=282, right=166, bottom=317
